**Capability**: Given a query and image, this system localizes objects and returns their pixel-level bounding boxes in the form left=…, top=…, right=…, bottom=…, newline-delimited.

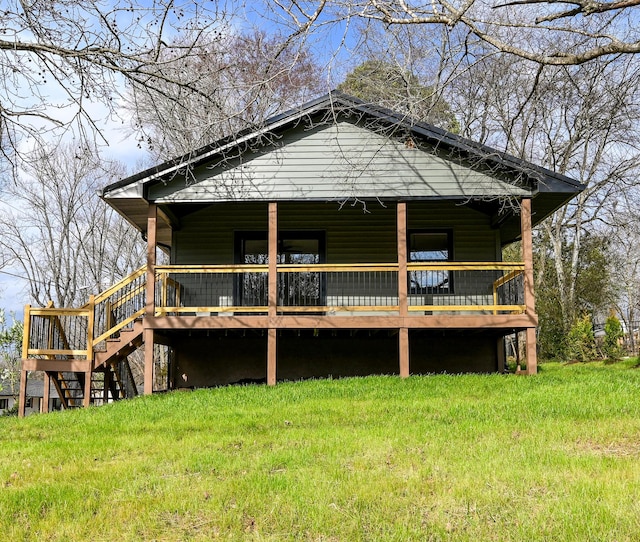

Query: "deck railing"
left=23, top=262, right=527, bottom=358
left=23, top=304, right=93, bottom=360
left=277, top=263, right=399, bottom=313
left=407, top=262, right=525, bottom=314
left=154, top=264, right=269, bottom=315
left=154, top=262, right=526, bottom=315
left=22, top=267, right=147, bottom=360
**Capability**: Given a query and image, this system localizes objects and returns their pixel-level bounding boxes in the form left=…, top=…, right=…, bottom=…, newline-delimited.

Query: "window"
left=278, top=235, right=325, bottom=307
left=236, top=233, right=269, bottom=307
left=0, top=398, right=8, bottom=410
left=408, top=230, right=453, bottom=293
left=235, top=231, right=326, bottom=307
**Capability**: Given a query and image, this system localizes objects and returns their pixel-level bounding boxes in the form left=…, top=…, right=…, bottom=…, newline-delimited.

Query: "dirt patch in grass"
left=573, top=437, right=640, bottom=457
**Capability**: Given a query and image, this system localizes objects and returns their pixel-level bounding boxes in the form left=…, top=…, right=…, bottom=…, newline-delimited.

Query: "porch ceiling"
left=104, top=192, right=564, bottom=250
left=106, top=197, right=172, bottom=249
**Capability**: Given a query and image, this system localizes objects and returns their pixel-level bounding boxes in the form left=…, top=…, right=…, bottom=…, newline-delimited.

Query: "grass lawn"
left=2, top=360, right=640, bottom=541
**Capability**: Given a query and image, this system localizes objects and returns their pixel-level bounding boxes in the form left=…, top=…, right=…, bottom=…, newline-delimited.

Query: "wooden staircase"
left=94, top=319, right=144, bottom=370
left=20, top=267, right=147, bottom=414
left=48, top=371, right=85, bottom=409
left=47, top=356, right=140, bottom=410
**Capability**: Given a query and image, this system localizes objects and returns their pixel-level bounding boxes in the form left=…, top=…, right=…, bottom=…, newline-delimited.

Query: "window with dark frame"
left=234, top=231, right=326, bottom=307
left=408, top=230, right=453, bottom=294
left=0, top=398, right=9, bottom=410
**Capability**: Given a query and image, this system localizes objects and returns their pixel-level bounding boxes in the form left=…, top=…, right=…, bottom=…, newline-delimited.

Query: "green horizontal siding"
left=150, top=122, right=531, bottom=203
left=173, top=201, right=499, bottom=265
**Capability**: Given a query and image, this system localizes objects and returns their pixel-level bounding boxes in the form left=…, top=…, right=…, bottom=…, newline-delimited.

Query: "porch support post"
left=268, top=329, right=277, bottom=386
left=267, top=202, right=278, bottom=385
left=144, top=203, right=157, bottom=395
left=399, top=328, right=409, bottom=378
left=83, top=371, right=92, bottom=408
left=397, top=201, right=408, bottom=318
left=42, top=374, right=50, bottom=413
left=268, top=202, right=278, bottom=319
left=397, top=202, right=410, bottom=377
left=521, top=198, right=537, bottom=375
left=18, top=369, right=27, bottom=418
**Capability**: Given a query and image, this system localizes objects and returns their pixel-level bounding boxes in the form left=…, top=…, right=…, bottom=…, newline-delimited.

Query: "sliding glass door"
left=235, top=231, right=325, bottom=308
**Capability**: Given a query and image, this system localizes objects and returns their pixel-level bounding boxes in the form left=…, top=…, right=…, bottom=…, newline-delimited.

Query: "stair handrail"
left=22, top=267, right=148, bottom=362
left=93, top=265, right=147, bottom=305
left=92, top=266, right=147, bottom=346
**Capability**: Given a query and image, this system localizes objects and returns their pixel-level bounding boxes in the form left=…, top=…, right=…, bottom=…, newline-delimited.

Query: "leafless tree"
left=447, top=48, right=640, bottom=327
left=0, top=0, right=237, bottom=173
left=0, top=308, right=22, bottom=400
left=599, top=203, right=640, bottom=354
left=127, top=28, right=327, bottom=160
left=270, top=1, right=640, bottom=66
left=2, top=0, right=640, bottom=176
left=0, top=145, right=144, bottom=307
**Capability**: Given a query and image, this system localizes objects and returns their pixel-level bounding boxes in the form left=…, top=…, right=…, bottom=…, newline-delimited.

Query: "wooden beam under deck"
left=22, top=358, right=92, bottom=372
left=145, top=313, right=537, bottom=331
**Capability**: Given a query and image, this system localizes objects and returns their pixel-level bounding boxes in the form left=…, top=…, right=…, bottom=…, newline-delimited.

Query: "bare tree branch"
left=272, top=1, right=640, bottom=65
left=0, top=0, right=238, bottom=172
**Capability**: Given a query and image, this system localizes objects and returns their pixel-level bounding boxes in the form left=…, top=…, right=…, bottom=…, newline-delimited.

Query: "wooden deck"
left=19, top=200, right=539, bottom=416
left=20, top=258, right=535, bottom=414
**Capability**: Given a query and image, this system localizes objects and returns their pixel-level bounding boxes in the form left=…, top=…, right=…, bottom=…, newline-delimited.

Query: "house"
left=1, top=379, right=61, bottom=415
left=18, top=92, right=584, bottom=416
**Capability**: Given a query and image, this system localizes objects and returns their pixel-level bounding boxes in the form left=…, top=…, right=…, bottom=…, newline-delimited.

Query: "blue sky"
left=0, top=0, right=361, bottom=315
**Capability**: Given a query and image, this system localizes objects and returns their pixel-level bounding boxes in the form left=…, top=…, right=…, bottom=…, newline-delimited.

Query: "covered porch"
left=19, top=197, right=537, bottom=415
left=140, top=197, right=538, bottom=389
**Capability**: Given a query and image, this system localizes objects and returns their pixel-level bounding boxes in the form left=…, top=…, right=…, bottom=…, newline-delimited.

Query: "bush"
left=1, top=403, right=18, bottom=417
left=566, top=314, right=596, bottom=362
left=603, top=314, right=624, bottom=360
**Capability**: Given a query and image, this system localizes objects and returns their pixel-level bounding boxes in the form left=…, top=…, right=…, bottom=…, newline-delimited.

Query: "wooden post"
left=268, top=202, right=278, bottom=319
left=87, top=295, right=95, bottom=369
left=397, top=202, right=410, bottom=378
left=146, top=203, right=158, bottom=317
left=521, top=198, right=537, bottom=375
left=21, top=304, right=31, bottom=360
left=267, top=328, right=277, bottom=386
left=18, top=370, right=27, bottom=418
left=399, top=327, right=409, bottom=378
left=267, top=203, right=278, bottom=385
left=144, top=203, right=157, bottom=395
left=397, top=202, right=408, bottom=318
left=42, top=374, right=50, bottom=413
left=83, top=370, right=92, bottom=408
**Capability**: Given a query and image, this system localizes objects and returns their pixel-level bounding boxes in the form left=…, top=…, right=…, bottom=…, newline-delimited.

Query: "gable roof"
left=102, top=91, right=584, bottom=245
left=0, top=379, right=59, bottom=399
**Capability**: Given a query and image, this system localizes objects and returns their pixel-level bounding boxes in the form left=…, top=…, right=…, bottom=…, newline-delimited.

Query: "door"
left=235, top=231, right=325, bottom=308
left=278, top=234, right=325, bottom=308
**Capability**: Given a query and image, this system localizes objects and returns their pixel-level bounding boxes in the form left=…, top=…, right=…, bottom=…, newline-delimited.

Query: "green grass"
left=2, top=361, right=640, bottom=541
